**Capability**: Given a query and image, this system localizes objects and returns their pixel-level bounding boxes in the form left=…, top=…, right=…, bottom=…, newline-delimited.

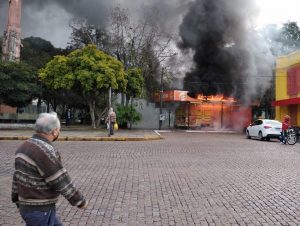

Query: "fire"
left=195, top=94, right=236, bottom=103
left=154, top=90, right=251, bottom=131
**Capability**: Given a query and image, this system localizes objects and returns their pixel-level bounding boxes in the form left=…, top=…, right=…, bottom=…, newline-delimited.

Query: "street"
left=1, top=132, right=300, bottom=226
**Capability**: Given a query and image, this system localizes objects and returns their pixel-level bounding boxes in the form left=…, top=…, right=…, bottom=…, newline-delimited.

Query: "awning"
left=153, top=90, right=236, bottom=103
left=272, top=97, right=300, bottom=106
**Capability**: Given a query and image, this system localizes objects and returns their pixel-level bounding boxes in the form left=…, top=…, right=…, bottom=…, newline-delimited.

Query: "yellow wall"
left=275, top=50, right=300, bottom=100
left=275, top=69, right=287, bottom=100
left=275, top=106, right=288, bottom=122
left=275, top=50, right=300, bottom=125
left=297, top=105, right=300, bottom=125
left=276, top=50, right=300, bottom=69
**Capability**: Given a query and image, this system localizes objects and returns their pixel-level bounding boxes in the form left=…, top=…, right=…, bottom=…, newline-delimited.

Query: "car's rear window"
left=264, top=120, right=281, bottom=125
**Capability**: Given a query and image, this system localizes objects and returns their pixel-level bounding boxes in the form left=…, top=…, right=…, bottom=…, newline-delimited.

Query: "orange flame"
left=196, top=94, right=236, bottom=103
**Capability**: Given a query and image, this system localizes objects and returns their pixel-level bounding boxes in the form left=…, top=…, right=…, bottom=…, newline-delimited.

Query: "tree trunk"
left=126, top=94, right=130, bottom=106
left=88, top=101, right=96, bottom=128
left=96, top=110, right=101, bottom=127
left=121, top=93, right=126, bottom=106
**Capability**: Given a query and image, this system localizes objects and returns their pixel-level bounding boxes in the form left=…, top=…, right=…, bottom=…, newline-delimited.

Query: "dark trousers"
left=65, top=119, right=71, bottom=126
left=280, top=131, right=287, bottom=143
left=20, top=209, right=63, bottom=226
left=109, top=122, right=114, bottom=135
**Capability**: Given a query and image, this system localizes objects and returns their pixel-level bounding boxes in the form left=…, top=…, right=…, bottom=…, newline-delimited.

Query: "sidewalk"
left=0, top=124, right=162, bottom=141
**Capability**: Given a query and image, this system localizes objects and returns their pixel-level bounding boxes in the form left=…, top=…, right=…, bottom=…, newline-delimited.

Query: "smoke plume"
left=179, top=0, right=274, bottom=104
left=0, top=0, right=274, bottom=101
left=0, top=0, right=191, bottom=47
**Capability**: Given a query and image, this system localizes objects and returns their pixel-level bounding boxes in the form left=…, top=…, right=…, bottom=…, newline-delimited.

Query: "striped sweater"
left=12, top=134, right=86, bottom=211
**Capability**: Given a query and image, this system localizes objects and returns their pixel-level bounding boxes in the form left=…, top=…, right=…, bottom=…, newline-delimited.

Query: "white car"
left=246, top=119, right=282, bottom=141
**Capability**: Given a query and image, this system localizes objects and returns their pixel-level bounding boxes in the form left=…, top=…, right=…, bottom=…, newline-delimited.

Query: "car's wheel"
left=246, top=130, right=251, bottom=139
left=265, top=137, right=270, bottom=141
left=259, top=131, right=264, bottom=141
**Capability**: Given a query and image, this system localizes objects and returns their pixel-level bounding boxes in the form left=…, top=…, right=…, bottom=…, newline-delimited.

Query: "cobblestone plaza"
left=1, top=132, right=300, bottom=225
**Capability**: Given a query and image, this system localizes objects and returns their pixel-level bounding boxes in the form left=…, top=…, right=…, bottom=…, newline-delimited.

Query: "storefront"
left=154, top=90, right=252, bottom=131
left=272, top=50, right=300, bottom=126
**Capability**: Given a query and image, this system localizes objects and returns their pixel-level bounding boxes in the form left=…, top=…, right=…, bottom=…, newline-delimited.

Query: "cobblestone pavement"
left=1, top=132, right=300, bottom=226
left=0, top=128, right=161, bottom=140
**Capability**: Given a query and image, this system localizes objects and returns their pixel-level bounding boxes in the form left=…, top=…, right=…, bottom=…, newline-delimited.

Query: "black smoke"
left=179, top=0, right=273, bottom=102
left=0, top=0, right=191, bottom=47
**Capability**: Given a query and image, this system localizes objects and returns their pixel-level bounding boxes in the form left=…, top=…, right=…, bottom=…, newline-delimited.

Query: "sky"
left=1, top=0, right=300, bottom=48
left=256, top=0, right=300, bottom=28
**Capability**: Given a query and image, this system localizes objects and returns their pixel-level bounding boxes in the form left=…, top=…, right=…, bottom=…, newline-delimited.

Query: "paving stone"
left=1, top=133, right=300, bottom=225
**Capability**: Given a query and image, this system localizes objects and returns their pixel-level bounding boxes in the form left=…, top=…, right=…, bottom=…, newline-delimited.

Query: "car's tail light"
left=264, top=126, right=272, bottom=129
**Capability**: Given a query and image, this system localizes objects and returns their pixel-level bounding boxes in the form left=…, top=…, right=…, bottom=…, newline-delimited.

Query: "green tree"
left=68, top=17, right=110, bottom=53
left=21, top=37, right=63, bottom=69
left=262, top=22, right=300, bottom=56
left=39, top=45, right=127, bottom=128
left=0, top=62, right=39, bottom=107
left=125, top=67, right=144, bottom=128
left=115, top=104, right=141, bottom=128
left=0, top=37, right=2, bottom=59
left=277, top=21, right=300, bottom=55
left=126, top=68, right=144, bottom=101
left=20, top=37, right=68, bottom=113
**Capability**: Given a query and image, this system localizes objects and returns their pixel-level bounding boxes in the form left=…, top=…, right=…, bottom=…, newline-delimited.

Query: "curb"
left=0, top=135, right=163, bottom=141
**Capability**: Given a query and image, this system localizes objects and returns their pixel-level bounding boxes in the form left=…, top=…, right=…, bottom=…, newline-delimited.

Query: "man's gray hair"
left=35, top=112, right=61, bottom=134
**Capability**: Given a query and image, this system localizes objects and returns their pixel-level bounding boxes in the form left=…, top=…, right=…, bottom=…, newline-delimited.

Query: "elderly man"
left=106, top=107, right=117, bottom=136
left=12, top=112, right=88, bottom=226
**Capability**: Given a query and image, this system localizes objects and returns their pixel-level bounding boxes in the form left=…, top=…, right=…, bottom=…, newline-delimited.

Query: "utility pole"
left=159, top=68, right=164, bottom=130
left=109, top=87, right=112, bottom=110
left=221, top=100, right=224, bottom=128
left=108, top=87, right=112, bottom=136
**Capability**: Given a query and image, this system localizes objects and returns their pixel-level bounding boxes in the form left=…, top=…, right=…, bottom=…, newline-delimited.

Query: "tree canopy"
left=126, top=67, right=144, bottom=99
left=39, top=44, right=127, bottom=128
left=21, top=37, right=63, bottom=69
left=0, top=62, right=39, bottom=107
left=277, top=21, right=300, bottom=55
left=262, top=21, right=300, bottom=56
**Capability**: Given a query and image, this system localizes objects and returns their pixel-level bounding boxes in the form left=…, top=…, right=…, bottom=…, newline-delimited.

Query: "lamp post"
left=221, top=100, right=224, bottom=128
left=108, top=87, right=112, bottom=136
left=159, top=68, right=164, bottom=130
left=109, top=87, right=112, bottom=110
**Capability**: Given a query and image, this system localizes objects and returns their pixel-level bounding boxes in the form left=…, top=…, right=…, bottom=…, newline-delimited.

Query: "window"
left=287, top=67, right=300, bottom=96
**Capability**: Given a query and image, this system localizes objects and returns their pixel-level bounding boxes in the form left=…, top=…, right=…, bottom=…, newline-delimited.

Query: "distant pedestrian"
left=280, top=114, right=291, bottom=144
left=78, top=112, right=84, bottom=124
left=65, top=109, right=71, bottom=126
left=106, top=107, right=117, bottom=136
left=12, top=112, right=88, bottom=226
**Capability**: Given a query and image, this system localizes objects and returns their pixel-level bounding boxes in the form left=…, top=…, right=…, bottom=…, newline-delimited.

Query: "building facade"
left=273, top=50, right=300, bottom=126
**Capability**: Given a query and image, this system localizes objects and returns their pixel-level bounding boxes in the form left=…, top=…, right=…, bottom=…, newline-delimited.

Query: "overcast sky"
left=0, top=0, right=300, bottom=48
left=256, top=0, right=300, bottom=28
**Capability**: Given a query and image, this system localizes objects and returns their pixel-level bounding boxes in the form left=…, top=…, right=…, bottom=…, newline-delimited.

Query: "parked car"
left=246, top=119, right=282, bottom=141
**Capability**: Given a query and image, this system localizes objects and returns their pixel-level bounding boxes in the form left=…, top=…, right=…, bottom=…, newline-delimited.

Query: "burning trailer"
left=154, top=90, right=252, bottom=131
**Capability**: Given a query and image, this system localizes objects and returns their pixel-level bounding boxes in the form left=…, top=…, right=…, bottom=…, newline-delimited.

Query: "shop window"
left=287, top=67, right=300, bottom=96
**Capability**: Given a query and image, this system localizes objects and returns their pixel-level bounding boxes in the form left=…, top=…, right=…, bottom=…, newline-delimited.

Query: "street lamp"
left=159, top=68, right=164, bottom=130
left=108, top=87, right=112, bottom=136
left=221, top=99, right=224, bottom=128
